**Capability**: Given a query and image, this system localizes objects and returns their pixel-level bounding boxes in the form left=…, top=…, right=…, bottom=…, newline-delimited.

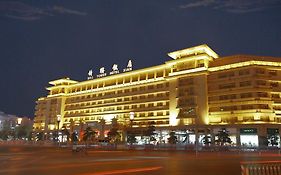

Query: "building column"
left=210, top=128, right=215, bottom=145
left=236, top=126, right=241, bottom=147
left=258, top=125, right=267, bottom=147
left=195, top=128, right=200, bottom=154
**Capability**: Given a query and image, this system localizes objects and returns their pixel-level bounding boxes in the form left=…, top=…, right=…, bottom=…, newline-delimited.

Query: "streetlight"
left=17, top=118, right=22, bottom=126
left=16, top=118, right=23, bottom=140
left=129, top=112, right=134, bottom=127
left=128, top=112, right=135, bottom=146
left=57, top=115, right=61, bottom=144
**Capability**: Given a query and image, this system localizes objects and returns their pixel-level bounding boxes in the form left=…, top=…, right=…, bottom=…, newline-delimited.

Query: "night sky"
left=0, top=0, right=281, bottom=117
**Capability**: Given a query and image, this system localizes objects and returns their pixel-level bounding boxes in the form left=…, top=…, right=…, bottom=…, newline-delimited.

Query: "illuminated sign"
left=240, top=128, right=257, bottom=134
left=88, top=60, right=133, bottom=79
left=123, top=60, right=133, bottom=72
left=87, top=69, right=93, bottom=80
left=97, top=67, right=107, bottom=78
left=110, top=64, right=119, bottom=75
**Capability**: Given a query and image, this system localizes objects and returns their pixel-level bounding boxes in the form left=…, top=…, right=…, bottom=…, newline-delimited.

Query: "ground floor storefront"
left=35, top=123, right=281, bottom=148
left=128, top=124, right=281, bottom=148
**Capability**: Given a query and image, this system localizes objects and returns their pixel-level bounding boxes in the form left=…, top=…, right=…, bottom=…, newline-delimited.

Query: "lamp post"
left=57, top=115, right=61, bottom=145
left=16, top=118, right=22, bottom=140
left=128, top=112, right=135, bottom=146
left=129, top=112, right=134, bottom=127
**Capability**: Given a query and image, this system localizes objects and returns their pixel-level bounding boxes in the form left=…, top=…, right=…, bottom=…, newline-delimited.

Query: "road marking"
left=77, top=166, right=163, bottom=175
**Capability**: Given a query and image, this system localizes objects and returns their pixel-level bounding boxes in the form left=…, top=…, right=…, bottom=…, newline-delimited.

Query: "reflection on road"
left=1, top=146, right=281, bottom=175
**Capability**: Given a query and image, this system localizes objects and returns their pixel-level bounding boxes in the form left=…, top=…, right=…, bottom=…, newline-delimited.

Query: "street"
left=1, top=146, right=281, bottom=175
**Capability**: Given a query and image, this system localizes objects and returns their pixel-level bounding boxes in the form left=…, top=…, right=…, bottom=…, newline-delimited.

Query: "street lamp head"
left=57, top=115, right=61, bottom=122
left=17, top=118, right=22, bottom=125
left=129, top=112, right=135, bottom=120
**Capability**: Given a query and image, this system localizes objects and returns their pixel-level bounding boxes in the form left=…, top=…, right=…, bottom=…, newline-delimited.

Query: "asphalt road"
left=1, top=146, right=281, bottom=175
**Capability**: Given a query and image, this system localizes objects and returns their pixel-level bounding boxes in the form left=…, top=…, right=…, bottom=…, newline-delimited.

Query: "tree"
left=143, top=122, right=157, bottom=143
left=71, top=132, right=79, bottom=143
left=0, top=120, right=13, bottom=140
left=107, top=127, right=120, bottom=144
left=61, top=126, right=70, bottom=142
left=215, top=128, right=231, bottom=146
left=268, top=134, right=279, bottom=147
left=127, top=132, right=136, bottom=145
left=16, top=126, right=27, bottom=139
left=83, top=127, right=96, bottom=146
left=15, top=124, right=32, bottom=140
left=0, top=130, right=9, bottom=140
left=168, top=131, right=177, bottom=144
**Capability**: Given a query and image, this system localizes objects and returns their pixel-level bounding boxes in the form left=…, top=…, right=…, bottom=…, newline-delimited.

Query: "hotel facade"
left=33, top=45, right=281, bottom=147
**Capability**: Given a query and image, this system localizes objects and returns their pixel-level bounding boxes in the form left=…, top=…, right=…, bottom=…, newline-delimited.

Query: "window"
left=269, top=70, right=277, bottom=76
left=240, top=81, right=251, bottom=87
left=140, top=86, right=146, bottom=91
left=157, top=102, right=163, bottom=106
left=241, top=93, right=252, bottom=98
left=157, top=93, right=163, bottom=97
left=241, top=105, right=253, bottom=110
left=239, top=69, right=250, bottom=75
left=255, top=68, right=265, bottom=74
left=157, top=112, right=163, bottom=116
left=156, top=84, right=163, bottom=88
left=257, top=92, right=268, bottom=97
left=219, top=83, right=235, bottom=89
left=148, top=85, right=154, bottom=90
left=270, top=82, right=278, bottom=87
left=256, top=80, right=266, bottom=86
left=272, top=94, right=280, bottom=98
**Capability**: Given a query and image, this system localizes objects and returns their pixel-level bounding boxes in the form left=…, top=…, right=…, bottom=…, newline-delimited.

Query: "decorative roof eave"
left=167, top=44, right=219, bottom=60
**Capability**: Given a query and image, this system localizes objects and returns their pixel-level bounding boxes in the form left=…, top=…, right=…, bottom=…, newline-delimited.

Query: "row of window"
left=218, top=80, right=279, bottom=89
left=65, top=74, right=169, bottom=94
left=65, top=101, right=169, bottom=112
left=217, top=68, right=278, bottom=79
left=64, top=110, right=170, bottom=119
left=209, top=92, right=278, bottom=101
left=211, top=115, right=277, bottom=124
left=65, top=84, right=169, bottom=103
left=209, top=104, right=270, bottom=112
left=65, top=92, right=169, bottom=108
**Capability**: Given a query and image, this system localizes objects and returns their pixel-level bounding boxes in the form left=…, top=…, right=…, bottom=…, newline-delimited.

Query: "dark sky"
left=0, top=0, right=281, bottom=117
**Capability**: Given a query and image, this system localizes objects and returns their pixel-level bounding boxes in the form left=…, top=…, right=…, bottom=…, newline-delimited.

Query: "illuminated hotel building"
left=33, top=44, right=281, bottom=146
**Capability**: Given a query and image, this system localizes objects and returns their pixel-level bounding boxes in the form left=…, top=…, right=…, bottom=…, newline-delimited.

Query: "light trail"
left=77, top=166, right=163, bottom=175
left=0, top=159, right=159, bottom=173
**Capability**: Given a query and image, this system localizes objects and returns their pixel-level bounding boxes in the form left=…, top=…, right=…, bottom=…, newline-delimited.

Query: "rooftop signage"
left=87, top=60, right=133, bottom=80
